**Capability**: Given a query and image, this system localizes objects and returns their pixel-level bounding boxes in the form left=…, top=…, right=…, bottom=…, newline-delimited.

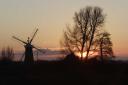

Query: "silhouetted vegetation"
left=93, top=30, right=114, bottom=61
left=0, top=46, right=14, bottom=61
left=61, top=6, right=106, bottom=60
left=63, top=53, right=80, bottom=63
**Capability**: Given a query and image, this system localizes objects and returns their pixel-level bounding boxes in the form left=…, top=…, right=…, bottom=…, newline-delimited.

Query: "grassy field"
left=0, top=59, right=128, bottom=85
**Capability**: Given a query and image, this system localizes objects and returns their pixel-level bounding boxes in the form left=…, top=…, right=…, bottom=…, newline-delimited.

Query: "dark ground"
left=0, top=60, right=128, bottom=85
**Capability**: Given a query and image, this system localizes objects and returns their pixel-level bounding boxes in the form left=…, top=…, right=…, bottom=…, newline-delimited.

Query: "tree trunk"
left=100, top=38, right=103, bottom=61
left=86, top=27, right=96, bottom=60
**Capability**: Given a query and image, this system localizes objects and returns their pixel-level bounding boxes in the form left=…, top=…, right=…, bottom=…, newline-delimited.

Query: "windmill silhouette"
left=12, top=29, right=44, bottom=62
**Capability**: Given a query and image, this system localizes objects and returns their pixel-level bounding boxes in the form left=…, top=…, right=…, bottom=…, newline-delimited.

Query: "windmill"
left=12, top=29, right=44, bottom=62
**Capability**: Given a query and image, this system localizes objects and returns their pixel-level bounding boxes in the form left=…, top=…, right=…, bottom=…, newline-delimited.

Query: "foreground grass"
left=0, top=60, right=128, bottom=85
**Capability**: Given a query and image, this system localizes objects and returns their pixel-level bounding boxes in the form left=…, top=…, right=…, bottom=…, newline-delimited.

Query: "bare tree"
left=86, top=7, right=105, bottom=60
left=61, top=6, right=105, bottom=60
left=1, top=46, right=15, bottom=61
left=94, top=31, right=114, bottom=61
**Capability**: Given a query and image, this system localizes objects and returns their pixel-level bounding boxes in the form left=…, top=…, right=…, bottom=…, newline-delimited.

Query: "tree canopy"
left=61, top=6, right=114, bottom=61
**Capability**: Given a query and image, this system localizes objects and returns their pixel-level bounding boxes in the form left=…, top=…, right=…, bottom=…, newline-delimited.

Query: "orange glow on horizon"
left=75, top=51, right=97, bottom=59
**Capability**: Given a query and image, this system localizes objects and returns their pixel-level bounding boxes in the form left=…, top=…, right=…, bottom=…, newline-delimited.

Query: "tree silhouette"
left=61, top=6, right=105, bottom=60
left=1, top=46, right=15, bottom=61
left=93, top=31, right=114, bottom=61
left=85, top=7, right=105, bottom=60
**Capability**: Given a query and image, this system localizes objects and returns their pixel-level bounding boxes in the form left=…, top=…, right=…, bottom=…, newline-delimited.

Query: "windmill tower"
left=12, top=29, right=43, bottom=62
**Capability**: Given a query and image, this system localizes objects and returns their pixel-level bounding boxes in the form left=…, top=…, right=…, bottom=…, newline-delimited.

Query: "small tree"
left=1, top=46, right=15, bottom=61
left=94, top=31, right=114, bottom=61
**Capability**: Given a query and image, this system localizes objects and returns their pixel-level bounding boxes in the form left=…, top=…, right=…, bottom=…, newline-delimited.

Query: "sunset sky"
left=0, top=0, right=128, bottom=57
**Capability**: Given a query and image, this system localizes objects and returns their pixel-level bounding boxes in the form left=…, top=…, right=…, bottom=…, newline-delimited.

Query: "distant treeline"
left=0, top=46, right=14, bottom=61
